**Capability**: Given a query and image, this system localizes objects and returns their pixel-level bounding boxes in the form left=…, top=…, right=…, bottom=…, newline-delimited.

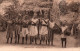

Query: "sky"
left=0, top=0, right=80, bottom=15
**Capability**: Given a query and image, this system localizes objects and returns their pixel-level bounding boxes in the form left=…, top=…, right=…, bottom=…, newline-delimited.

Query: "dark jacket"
left=6, top=24, right=13, bottom=38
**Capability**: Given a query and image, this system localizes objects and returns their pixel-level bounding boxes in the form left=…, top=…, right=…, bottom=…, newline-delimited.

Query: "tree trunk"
left=71, top=24, right=74, bottom=35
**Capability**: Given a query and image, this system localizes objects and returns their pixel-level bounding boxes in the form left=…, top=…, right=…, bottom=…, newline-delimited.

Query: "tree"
left=68, top=2, right=80, bottom=21
left=68, top=2, right=80, bottom=35
left=59, top=0, right=68, bottom=15
left=50, top=0, right=61, bottom=27
left=0, top=0, right=4, bottom=4
left=4, top=0, right=24, bottom=22
left=4, top=5, right=18, bottom=20
left=69, top=2, right=80, bottom=13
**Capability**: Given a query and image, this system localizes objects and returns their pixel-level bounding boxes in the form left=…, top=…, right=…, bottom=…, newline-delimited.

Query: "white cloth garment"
left=20, top=27, right=28, bottom=37
left=49, top=21, right=55, bottom=29
left=61, top=26, right=68, bottom=33
left=61, top=26, right=68, bottom=38
left=29, top=18, right=38, bottom=36
left=40, top=19, right=48, bottom=35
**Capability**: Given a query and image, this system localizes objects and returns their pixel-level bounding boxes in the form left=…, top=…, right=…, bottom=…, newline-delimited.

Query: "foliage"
left=4, top=5, right=18, bottom=20
left=4, top=0, right=28, bottom=22
left=68, top=2, right=80, bottom=24
left=68, top=2, right=80, bottom=13
left=59, top=0, right=68, bottom=15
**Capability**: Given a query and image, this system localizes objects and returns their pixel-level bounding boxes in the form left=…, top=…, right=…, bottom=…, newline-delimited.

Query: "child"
left=61, top=24, right=68, bottom=48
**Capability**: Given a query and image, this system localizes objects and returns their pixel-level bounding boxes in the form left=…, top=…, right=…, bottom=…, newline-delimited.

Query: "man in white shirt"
left=48, top=19, right=55, bottom=45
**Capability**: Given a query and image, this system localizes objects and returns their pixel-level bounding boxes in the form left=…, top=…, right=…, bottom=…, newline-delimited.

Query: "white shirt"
left=61, top=26, right=68, bottom=38
left=49, top=21, right=55, bottom=28
left=61, top=26, right=68, bottom=33
left=32, top=18, right=38, bottom=24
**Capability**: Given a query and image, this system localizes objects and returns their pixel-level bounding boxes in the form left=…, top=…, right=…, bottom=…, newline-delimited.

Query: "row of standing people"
left=6, top=17, right=56, bottom=45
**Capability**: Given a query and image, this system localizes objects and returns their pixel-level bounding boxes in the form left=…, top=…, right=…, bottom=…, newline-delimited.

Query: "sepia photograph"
left=0, top=0, right=80, bottom=51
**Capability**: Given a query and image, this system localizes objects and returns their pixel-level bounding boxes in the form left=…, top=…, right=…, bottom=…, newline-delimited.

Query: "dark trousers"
left=22, top=35, right=28, bottom=44
left=7, top=38, right=12, bottom=44
left=30, top=36, right=37, bottom=44
left=15, top=34, right=20, bottom=44
left=22, top=37, right=24, bottom=44
left=40, top=35, right=45, bottom=44
left=48, top=36, right=54, bottom=45
left=30, top=36, right=32, bottom=44
left=26, top=35, right=28, bottom=44
left=40, top=35, right=47, bottom=45
left=61, top=38, right=66, bottom=48
left=48, top=30, right=54, bottom=45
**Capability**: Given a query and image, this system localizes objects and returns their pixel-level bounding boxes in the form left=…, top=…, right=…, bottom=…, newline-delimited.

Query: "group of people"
left=6, top=17, right=55, bottom=45
left=6, top=17, right=68, bottom=48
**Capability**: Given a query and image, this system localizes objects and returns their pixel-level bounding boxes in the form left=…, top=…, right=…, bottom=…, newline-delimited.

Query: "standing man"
left=15, top=23, right=21, bottom=44
left=48, top=19, right=55, bottom=45
left=61, top=24, right=68, bottom=48
left=6, top=20, right=13, bottom=44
